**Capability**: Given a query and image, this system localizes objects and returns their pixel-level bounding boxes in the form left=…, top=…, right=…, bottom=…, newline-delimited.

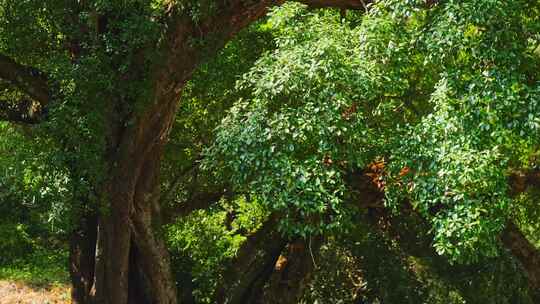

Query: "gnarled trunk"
left=88, top=183, right=177, bottom=304
left=88, top=89, right=181, bottom=304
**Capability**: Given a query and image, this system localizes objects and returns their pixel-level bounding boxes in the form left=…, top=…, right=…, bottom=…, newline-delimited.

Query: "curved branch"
left=0, top=53, right=51, bottom=105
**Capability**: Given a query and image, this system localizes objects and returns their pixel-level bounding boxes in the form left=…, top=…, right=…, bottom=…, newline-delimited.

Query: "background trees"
left=1, top=1, right=540, bottom=303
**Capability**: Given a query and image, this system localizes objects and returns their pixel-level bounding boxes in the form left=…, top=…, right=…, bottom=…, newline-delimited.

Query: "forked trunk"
left=89, top=150, right=177, bottom=304
left=87, top=88, right=181, bottom=303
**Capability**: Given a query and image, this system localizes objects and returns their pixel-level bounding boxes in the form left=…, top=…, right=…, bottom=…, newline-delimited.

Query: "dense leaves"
left=1, top=0, right=540, bottom=303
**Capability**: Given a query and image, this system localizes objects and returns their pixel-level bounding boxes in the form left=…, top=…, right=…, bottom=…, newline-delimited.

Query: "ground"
left=0, top=280, right=70, bottom=304
left=0, top=249, right=70, bottom=304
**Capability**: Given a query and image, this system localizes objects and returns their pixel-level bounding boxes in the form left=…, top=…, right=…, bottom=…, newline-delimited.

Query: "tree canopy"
left=1, top=1, right=540, bottom=303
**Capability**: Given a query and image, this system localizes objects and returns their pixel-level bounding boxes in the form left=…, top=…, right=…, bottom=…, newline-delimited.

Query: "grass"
left=0, top=248, right=69, bottom=288
left=0, top=248, right=70, bottom=303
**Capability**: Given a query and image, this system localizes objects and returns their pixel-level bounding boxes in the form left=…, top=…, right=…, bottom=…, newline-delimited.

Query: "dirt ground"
left=0, top=280, right=70, bottom=304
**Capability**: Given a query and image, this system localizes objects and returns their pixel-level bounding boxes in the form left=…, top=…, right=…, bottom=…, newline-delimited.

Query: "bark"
left=501, top=222, right=540, bottom=300
left=259, top=237, right=323, bottom=304
left=85, top=2, right=275, bottom=300
left=90, top=141, right=177, bottom=304
left=508, top=169, right=540, bottom=196
left=85, top=4, right=292, bottom=300
left=214, top=215, right=288, bottom=304
left=69, top=212, right=98, bottom=304
left=129, top=145, right=177, bottom=304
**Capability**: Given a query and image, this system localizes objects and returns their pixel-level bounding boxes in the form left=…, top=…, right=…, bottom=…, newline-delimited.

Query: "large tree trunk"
left=66, top=2, right=369, bottom=303
left=89, top=168, right=177, bottom=304
left=129, top=146, right=178, bottom=303
left=88, top=90, right=181, bottom=303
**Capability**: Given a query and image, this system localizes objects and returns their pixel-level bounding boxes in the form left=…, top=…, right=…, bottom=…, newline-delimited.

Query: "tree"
left=0, top=1, right=371, bottom=303
left=2, top=1, right=540, bottom=303
left=209, top=0, right=540, bottom=300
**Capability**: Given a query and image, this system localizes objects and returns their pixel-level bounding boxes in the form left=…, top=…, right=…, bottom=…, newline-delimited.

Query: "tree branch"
left=0, top=54, right=51, bottom=105
left=0, top=54, right=52, bottom=123
left=163, top=189, right=230, bottom=223
left=348, top=167, right=540, bottom=296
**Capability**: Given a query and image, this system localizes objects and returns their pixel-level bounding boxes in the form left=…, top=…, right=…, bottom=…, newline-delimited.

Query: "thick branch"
left=214, top=215, right=287, bottom=304
left=261, top=237, right=323, bottom=304
left=0, top=54, right=51, bottom=105
left=0, top=54, right=52, bottom=123
left=163, top=189, right=230, bottom=223
left=501, top=222, right=540, bottom=299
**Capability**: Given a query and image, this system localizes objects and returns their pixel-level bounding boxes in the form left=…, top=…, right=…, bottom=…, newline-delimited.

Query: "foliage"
left=380, top=0, right=540, bottom=262
left=208, top=0, right=540, bottom=263
left=208, top=4, right=387, bottom=237
left=166, top=197, right=267, bottom=303
left=1, top=0, right=540, bottom=302
left=0, top=248, right=68, bottom=287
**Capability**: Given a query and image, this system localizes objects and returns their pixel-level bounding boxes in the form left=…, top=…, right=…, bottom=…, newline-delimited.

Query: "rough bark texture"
left=89, top=133, right=178, bottom=303
left=130, top=146, right=177, bottom=304
left=214, top=215, right=288, bottom=304
left=83, top=2, right=283, bottom=302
